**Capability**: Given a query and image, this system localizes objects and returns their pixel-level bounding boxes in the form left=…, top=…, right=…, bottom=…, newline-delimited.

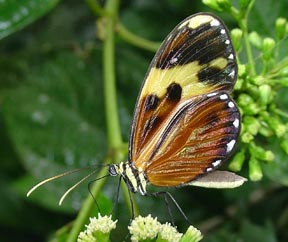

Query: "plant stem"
left=101, top=0, right=140, bottom=219
left=102, top=0, right=122, bottom=148
left=67, top=0, right=121, bottom=241
left=241, top=18, right=256, bottom=76
left=116, top=22, right=160, bottom=52
left=274, top=108, right=288, bottom=118
left=85, top=0, right=111, bottom=16
left=240, top=0, right=256, bottom=76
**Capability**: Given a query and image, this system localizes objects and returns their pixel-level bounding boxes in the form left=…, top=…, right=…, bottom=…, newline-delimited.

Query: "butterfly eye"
left=109, top=165, right=118, bottom=176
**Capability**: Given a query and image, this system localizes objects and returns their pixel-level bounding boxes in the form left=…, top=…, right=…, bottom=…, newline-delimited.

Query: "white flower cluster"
left=77, top=213, right=117, bottom=242
left=128, top=215, right=183, bottom=242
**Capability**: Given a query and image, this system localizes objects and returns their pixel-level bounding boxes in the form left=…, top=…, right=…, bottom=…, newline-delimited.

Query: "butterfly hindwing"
left=129, top=13, right=237, bottom=163
left=143, top=92, right=240, bottom=186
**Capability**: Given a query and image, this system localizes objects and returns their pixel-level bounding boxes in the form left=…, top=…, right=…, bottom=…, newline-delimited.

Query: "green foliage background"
left=0, top=0, right=288, bottom=241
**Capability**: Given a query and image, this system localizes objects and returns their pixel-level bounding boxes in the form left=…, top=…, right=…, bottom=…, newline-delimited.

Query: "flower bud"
left=251, top=76, right=264, bottom=86
left=244, top=116, right=261, bottom=135
left=238, top=64, right=246, bottom=77
left=275, top=17, right=287, bottom=40
left=267, top=116, right=286, bottom=137
left=262, top=37, right=276, bottom=60
left=249, top=31, right=262, bottom=49
left=258, top=84, right=272, bottom=106
left=234, top=78, right=243, bottom=90
left=229, top=150, right=246, bottom=171
left=264, top=151, right=274, bottom=163
left=249, top=157, right=263, bottom=181
left=231, top=28, right=243, bottom=52
left=238, top=94, right=260, bottom=115
left=258, top=125, right=274, bottom=137
left=181, top=226, right=203, bottom=242
left=241, top=132, right=254, bottom=143
left=250, top=143, right=274, bottom=162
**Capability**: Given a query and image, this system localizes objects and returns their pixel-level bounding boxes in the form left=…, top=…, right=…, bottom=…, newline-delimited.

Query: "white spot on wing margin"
left=220, top=94, right=228, bottom=100
left=228, top=101, right=235, bottom=108
left=233, top=118, right=239, bottom=128
left=210, top=19, right=220, bottom=26
left=227, top=140, right=236, bottom=153
left=207, top=92, right=217, bottom=97
left=212, top=159, right=221, bottom=167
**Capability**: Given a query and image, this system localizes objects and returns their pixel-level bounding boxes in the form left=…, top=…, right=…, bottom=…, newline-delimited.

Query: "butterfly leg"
left=149, top=191, right=192, bottom=225
left=111, top=176, right=122, bottom=215
left=127, top=186, right=135, bottom=222
left=154, top=191, right=175, bottom=226
left=88, top=181, right=102, bottom=214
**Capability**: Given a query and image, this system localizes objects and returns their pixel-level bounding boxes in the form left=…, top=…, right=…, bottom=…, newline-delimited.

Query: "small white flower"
left=159, top=222, right=182, bottom=242
left=77, top=231, right=96, bottom=242
left=86, top=213, right=117, bottom=234
left=77, top=213, right=117, bottom=242
left=128, top=214, right=161, bottom=242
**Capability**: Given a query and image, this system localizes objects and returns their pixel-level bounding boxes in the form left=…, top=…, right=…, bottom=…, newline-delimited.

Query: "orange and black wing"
left=128, top=13, right=239, bottom=186
left=129, top=13, right=237, bottom=162
left=143, top=92, right=240, bottom=186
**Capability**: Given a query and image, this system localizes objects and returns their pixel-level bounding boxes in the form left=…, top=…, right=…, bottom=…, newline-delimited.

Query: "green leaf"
left=0, top=0, right=61, bottom=40
left=1, top=50, right=108, bottom=211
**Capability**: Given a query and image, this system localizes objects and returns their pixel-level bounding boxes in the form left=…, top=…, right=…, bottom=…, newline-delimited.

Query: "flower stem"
left=239, top=0, right=256, bottom=76
left=85, top=0, right=111, bottom=16
left=101, top=0, right=141, bottom=217
left=67, top=0, right=121, bottom=241
left=116, top=22, right=160, bottom=52
left=102, top=0, right=122, bottom=148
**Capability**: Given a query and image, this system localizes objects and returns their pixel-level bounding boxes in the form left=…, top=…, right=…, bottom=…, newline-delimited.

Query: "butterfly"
left=109, top=12, right=244, bottom=195
left=28, top=13, right=246, bottom=208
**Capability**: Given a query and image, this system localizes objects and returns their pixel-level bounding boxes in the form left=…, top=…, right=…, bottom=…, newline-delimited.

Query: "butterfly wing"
left=142, top=92, right=240, bottom=186
left=129, top=13, right=237, bottom=163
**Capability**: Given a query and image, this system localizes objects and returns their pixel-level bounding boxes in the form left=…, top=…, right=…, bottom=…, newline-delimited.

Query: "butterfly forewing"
left=128, top=13, right=239, bottom=187
left=129, top=13, right=237, bottom=163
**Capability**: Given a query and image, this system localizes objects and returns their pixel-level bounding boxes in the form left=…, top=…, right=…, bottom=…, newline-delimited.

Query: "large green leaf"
left=0, top=0, right=61, bottom=40
left=1, top=50, right=108, bottom=211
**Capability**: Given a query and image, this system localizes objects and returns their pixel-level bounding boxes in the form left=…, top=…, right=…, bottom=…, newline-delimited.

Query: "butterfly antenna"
left=27, top=167, right=93, bottom=197
left=58, top=169, right=105, bottom=205
left=27, top=164, right=108, bottom=197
